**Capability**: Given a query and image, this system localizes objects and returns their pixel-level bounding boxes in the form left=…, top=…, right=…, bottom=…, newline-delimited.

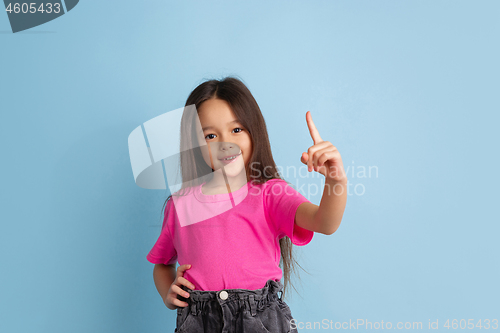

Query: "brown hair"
left=161, top=76, right=307, bottom=299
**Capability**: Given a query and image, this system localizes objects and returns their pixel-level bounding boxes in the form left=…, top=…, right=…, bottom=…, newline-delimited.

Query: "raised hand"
left=300, top=111, right=347, bottom=182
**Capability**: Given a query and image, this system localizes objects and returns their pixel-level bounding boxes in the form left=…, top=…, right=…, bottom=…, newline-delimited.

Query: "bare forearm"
left=315, top=177, right=348, bottom=235
left=153, top=264, right=176, bottom=302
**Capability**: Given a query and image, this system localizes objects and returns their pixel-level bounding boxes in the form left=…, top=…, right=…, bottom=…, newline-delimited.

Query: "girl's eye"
left=205, top=128, right=243, bottom=140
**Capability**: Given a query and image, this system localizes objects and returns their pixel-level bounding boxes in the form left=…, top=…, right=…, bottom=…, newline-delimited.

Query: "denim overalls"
left=175, top=279, right=298, bottom=333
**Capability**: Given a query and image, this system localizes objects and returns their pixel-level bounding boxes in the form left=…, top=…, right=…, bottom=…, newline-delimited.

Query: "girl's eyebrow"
left=202, top=119, right=240, bottom=132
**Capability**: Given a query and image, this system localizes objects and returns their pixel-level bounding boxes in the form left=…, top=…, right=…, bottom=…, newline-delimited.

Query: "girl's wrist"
left=326, top=175, right=348, bottom=184
left=325, top=177, right=348, bottom=186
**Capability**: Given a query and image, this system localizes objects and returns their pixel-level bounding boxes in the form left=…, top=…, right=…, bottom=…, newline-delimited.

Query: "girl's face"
left=195, top=98, right=253, bottom=178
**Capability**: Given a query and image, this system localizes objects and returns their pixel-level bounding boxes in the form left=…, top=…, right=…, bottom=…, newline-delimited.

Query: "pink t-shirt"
left=146, top=178, right=314, bottom=291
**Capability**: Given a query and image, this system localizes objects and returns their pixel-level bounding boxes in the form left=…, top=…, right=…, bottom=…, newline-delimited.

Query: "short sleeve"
left=146, top=199, right=178, bottom=265
left=264, top=179, right=314, bottom=246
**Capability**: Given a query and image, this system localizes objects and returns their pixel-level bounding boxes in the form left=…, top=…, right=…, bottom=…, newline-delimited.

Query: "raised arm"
left=294, top=111, right=348, bottom=235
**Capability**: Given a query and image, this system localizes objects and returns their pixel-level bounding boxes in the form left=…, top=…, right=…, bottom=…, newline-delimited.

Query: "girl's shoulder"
left=261, top=178, right=291, bottom=188
left=263, top=178, right=287, bottom=184
left=254, top=178, right=295, bottom=196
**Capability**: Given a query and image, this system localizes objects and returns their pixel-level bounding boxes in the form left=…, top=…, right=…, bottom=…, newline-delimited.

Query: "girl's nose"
left=219, top=142, right=234, bottom=151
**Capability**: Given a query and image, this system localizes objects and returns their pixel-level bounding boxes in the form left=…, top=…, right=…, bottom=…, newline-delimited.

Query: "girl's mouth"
left=218, top=153, right=241, bottom=165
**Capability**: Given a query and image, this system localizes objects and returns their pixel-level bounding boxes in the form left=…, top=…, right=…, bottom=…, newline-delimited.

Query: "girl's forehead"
left=199, top=108, right=236, bottom=120
left=197, top=111, right=240, bottom=127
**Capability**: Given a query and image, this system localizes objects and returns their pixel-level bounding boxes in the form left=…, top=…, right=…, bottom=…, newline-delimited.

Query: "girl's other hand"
left=164, top=264, right=196, bottom=310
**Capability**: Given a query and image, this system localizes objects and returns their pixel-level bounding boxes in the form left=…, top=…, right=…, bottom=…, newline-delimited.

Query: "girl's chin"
left=224, top=171, right=246, bottom=179
left=212, top=164, right=246, bottom=178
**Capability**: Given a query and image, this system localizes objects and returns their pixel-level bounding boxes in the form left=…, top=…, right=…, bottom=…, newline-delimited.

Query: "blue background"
left=1, top=1, right=499, bottom=332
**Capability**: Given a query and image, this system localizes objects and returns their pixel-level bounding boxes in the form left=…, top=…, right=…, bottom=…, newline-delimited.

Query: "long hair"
left=160, top=76, right=307, bottom=299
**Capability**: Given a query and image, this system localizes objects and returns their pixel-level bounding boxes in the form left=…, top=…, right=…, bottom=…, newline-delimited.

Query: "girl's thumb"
left=300, top=153, right=308, bottom=164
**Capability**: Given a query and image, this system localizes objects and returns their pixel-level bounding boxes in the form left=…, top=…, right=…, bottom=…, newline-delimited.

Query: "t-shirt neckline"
left=194, top=180, right=251, bottom=203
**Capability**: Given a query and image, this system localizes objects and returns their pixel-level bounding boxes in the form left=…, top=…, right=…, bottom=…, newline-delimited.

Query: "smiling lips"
left=218, top=153, right=241, bottom=164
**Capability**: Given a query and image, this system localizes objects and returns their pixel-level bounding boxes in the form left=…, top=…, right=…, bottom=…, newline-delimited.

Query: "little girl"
left=147, top=77, right=348, bottom=333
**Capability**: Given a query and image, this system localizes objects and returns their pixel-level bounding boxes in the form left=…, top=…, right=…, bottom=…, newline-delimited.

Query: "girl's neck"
left=202, top=171, right=248, bottom=195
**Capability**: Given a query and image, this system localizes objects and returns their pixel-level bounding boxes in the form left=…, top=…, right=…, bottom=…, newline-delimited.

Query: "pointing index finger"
left=306, top=111, right=323, bottom=144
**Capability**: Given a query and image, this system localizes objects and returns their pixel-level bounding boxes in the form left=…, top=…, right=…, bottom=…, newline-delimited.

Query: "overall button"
left=219, top=290, right=228, bottom=300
